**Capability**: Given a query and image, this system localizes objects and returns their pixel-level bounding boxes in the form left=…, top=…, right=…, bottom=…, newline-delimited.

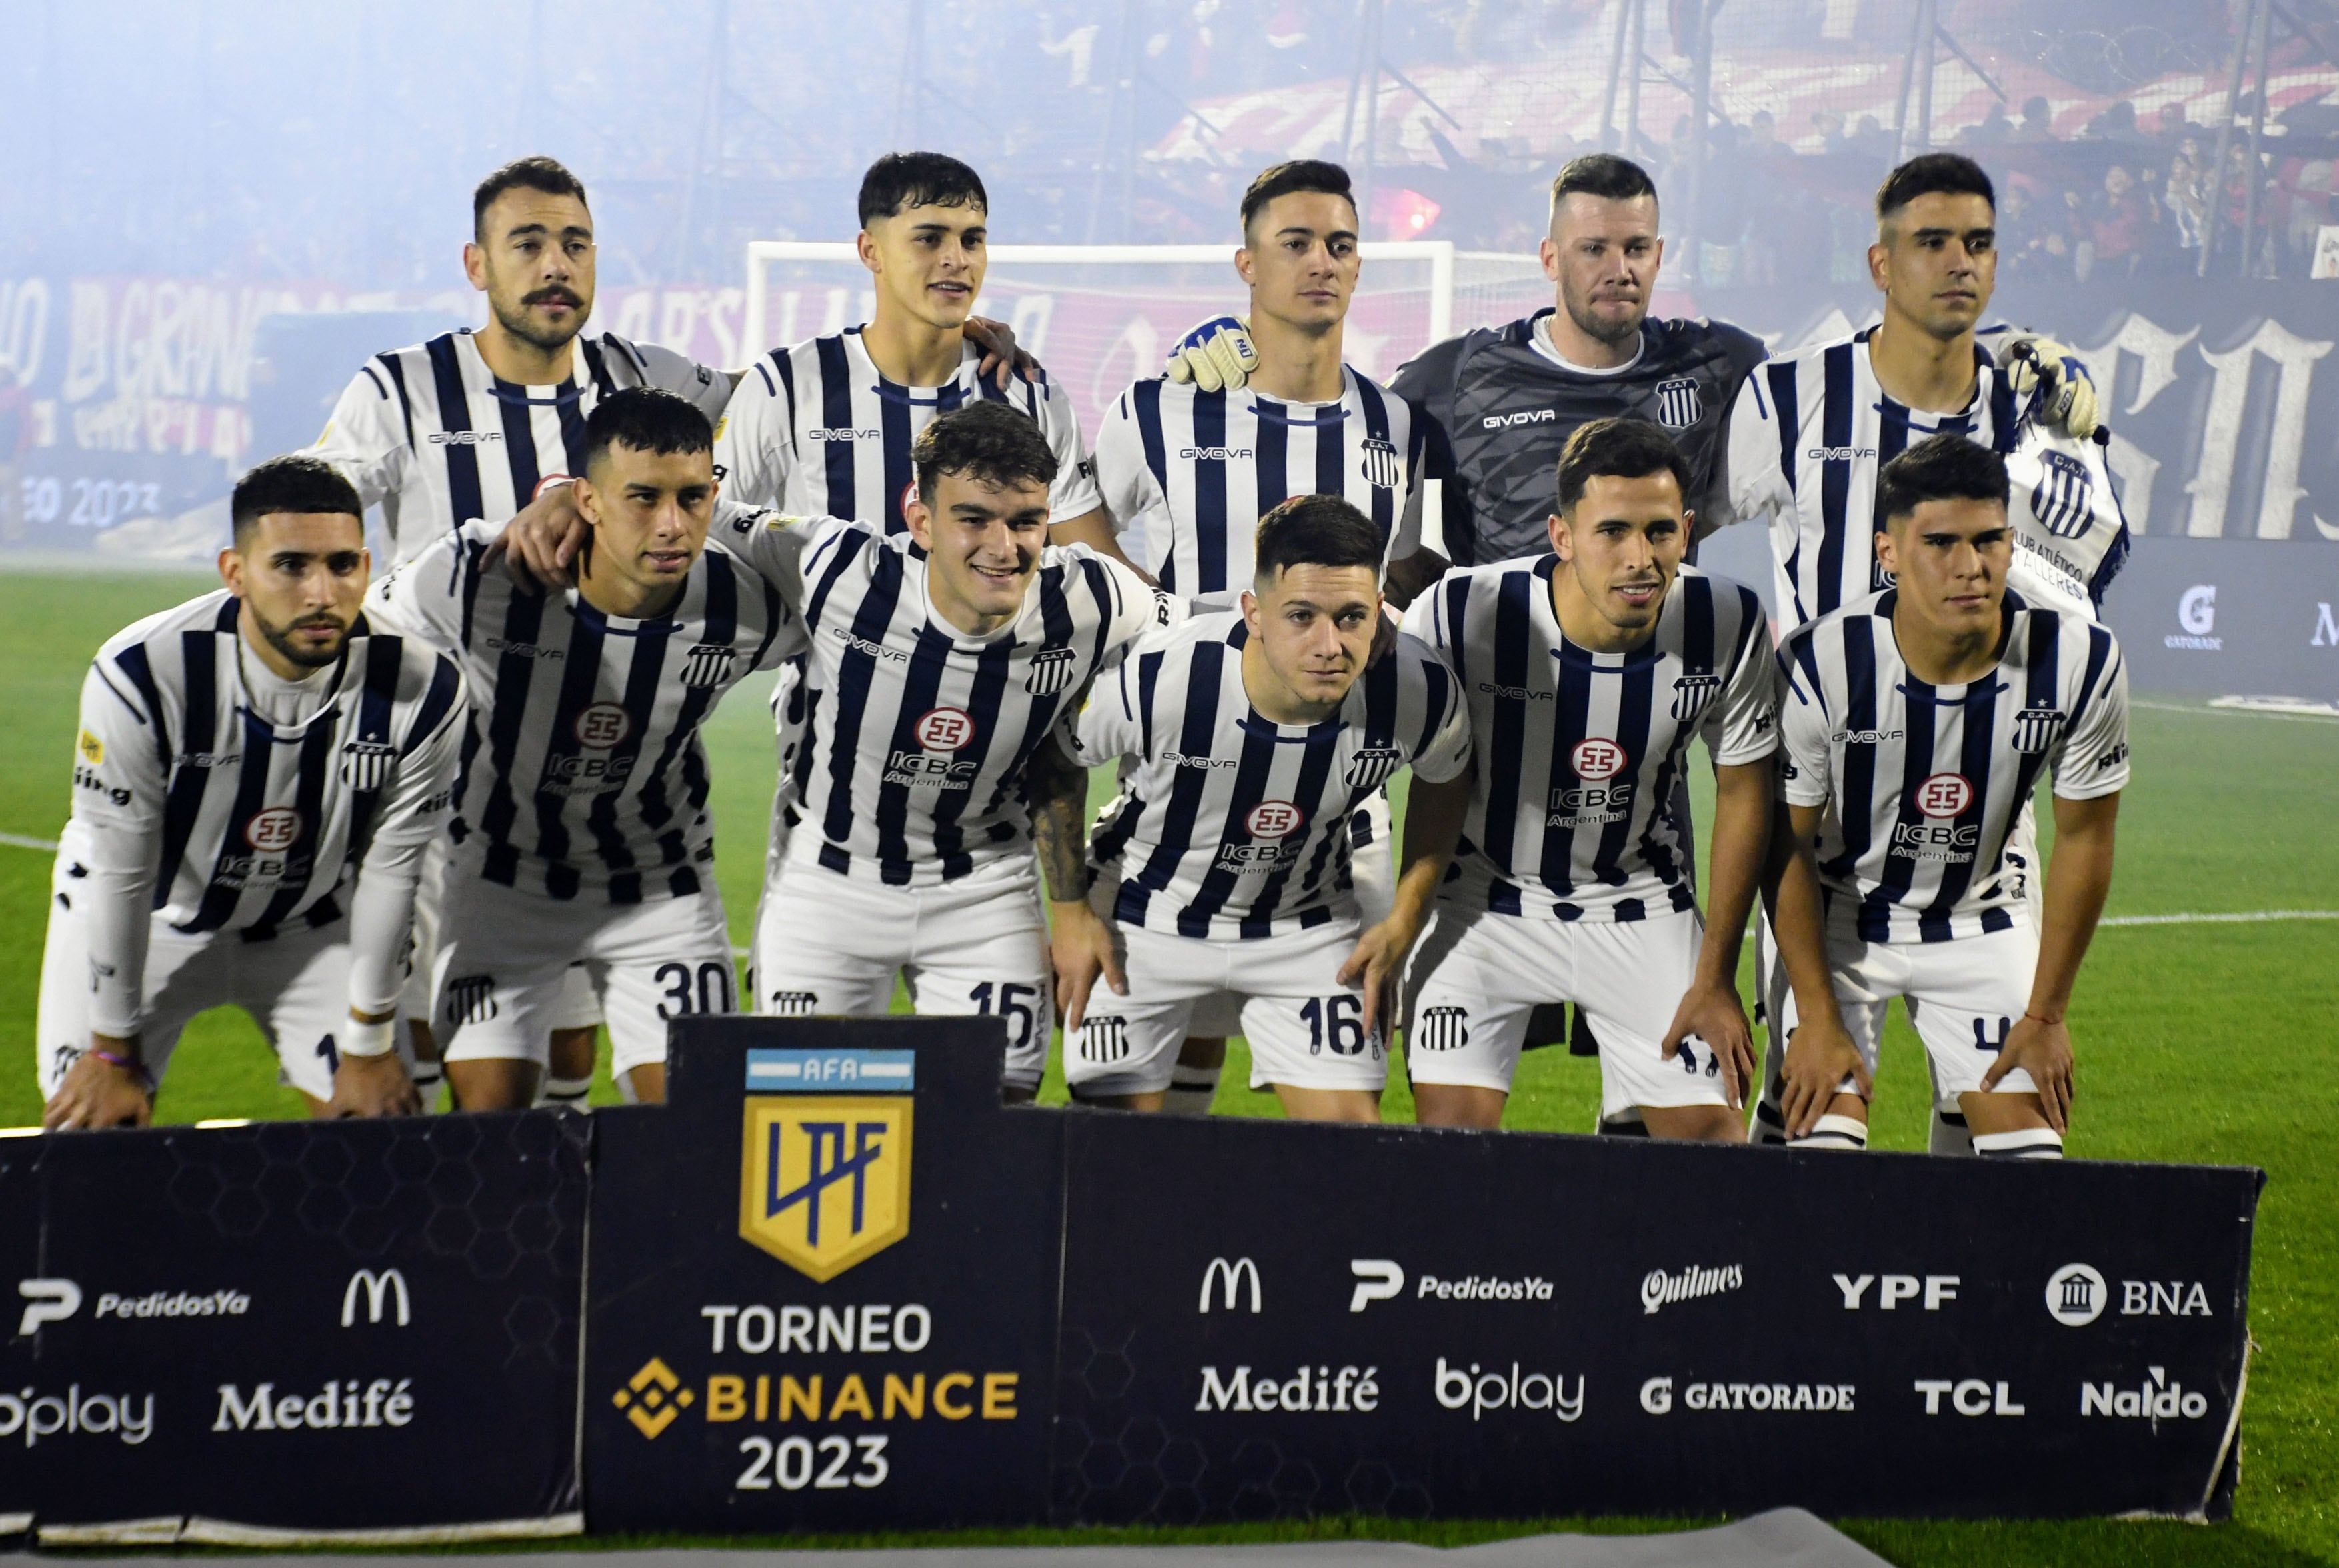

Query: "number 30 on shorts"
left=1300, top=995, right=1372, bottom=1057
left=657, top=961, right=737, bottom=1020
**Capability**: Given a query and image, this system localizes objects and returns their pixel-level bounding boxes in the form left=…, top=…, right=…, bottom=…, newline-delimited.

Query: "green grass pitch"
left=0, top=567, right=2330, bottom=1567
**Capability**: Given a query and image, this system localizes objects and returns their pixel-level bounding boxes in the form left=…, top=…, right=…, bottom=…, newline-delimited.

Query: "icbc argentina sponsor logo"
left=1217, top=800, right=1305, bottom=872
left=1895, top=773, right=1977, bottom=862
left=574, top=702, right=633, bottom=750
left=886, top=707, right=980, bottom=789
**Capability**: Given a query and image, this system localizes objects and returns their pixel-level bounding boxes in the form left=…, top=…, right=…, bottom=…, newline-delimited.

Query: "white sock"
left=1794, top=1113, right=1870, bottom=1151
left=543, top=1075, right=593, bottom=1111
left=1930, top=1107, right=1975, bottom=1156
left=1974, top=1127, right=2064, bottom=1159
left=1161, top=1062, right=1220, bottom=1115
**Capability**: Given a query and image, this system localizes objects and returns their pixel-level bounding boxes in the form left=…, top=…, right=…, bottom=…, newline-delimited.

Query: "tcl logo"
left=243, top=809, right=301, bottom=852
left=1572, top=738, right=1626, bottom=780
left=574, top=703, right=632, bottom=750
left=1245, top=801, right=1304, bottom=839
left=1914, top=773, right=1972, bottom=818
left=914, top=707, right=975, bottom=751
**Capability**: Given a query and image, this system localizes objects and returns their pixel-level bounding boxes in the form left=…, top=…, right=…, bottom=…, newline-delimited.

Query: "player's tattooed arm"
left=1341, top=763, right=1472, bottom=1045
left=1029, top=733, right=1124, bottom=1033
left=1764, top=802, right=1870, bottom=1138
left=1983, top=791, right=2119, bottom=1132
left=1662, top=758, right=1768, bottom=1109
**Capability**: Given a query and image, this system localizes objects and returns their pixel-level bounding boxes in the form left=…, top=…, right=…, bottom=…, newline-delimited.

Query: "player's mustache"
left=524, top=288, right=583, bottom=307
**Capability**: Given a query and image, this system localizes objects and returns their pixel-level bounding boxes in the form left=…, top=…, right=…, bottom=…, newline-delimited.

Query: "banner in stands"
left=2102, top=537, right=2339, bottom=698
left=0, top=1113, right=588, bottom=1543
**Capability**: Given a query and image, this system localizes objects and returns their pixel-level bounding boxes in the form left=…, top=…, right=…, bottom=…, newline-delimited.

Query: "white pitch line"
left=2133, top=699, right=2339, bottom=725
left=2100, top=910, right=2339, bottom=928
left=0, top=832, right=59, bottom=853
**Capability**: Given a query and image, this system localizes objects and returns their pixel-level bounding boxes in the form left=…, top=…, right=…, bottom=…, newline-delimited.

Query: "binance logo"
left=612, top=1357, right=695, bottom=1439
left=740, top=1095, right=912, bottom=1281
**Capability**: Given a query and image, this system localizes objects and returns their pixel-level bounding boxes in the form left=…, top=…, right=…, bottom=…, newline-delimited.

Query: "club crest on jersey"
left=1414, top=1005, right=1470, bottom=1051
left=1654, top=378, right=1702, bottom=431
left=1670, top=674, right=1722, bottom=721
left=2012, top=705, right=2066, bottom=754
left=1572, top=737, right=1627, bottom=780
left=2030, top=450, right=2096, bottom=540
left=1346, top=745, right=1403, bottom=791
left=338, top=741, right=395, bottom=791
left=1360, top=436, right=1402, bottom=491
left=243, top=807, right=303, bottom=852
left=574, top=703, right=633, bottom=750
left=680, top=643, right=736, bottom=689
left=740, top=1092, right=912, bottom=1282
left=1914, top=773, right=1974, bottom=818
left=1026, top=647, right=1079, bottom=695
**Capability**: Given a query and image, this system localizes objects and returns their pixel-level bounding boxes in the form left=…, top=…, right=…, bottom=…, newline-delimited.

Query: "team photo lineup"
left=37, top=141, right=2142, bottom=1161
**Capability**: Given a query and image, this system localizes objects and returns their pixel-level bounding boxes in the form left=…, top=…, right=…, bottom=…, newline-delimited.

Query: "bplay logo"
left=0, top=1386, right=155, bottom=1446
left=1435, top=1359, right=1584, bottom=1422
left=2167, top=585, right=2223, bottom=650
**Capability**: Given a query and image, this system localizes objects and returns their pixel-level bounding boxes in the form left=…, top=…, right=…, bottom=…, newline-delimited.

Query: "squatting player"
left=37, top=457, right=463, bottom=1127
left=1392, top=419, right=1780, bottom=1137
left=1767, top=436, right=2127, bottom=1158
left=367, top=389, right=803, bottom=1109
left=1041, top=495, right=1468, bottom=1122
left=314, top=155, right=735, bottom=1110
left=746, top=403, right=1175, bottom=1099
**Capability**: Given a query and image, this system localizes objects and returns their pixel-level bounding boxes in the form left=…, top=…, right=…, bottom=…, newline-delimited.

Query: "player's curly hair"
left=1556, top=417, right=1690, bottom=513
left=583, top=387, right=713, bottom=475
left=1254, top=495, right=1383, bottom=583
left=1876, top=152, right=1994, bottom=221
left=472, top=156, right=589, bottom=241
left=231, top=455, right=362, bottom=545
left=1877, top=433, right=2009, bottom=525
left=860, top=153, right=988, bottom=226
left=913, top=402, right=1058, bottom=503
left=1240, top=160, right=1355, bottom=237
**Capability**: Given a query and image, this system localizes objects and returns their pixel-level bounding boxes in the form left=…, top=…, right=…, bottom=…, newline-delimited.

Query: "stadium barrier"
left=4, top=1020, right=2261, bottom=1539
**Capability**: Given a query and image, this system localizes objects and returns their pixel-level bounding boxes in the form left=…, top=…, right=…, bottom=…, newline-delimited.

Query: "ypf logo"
left=2046, top=1263, right=2108, bottom=1327
left=574, top=703, right=632, bottom=750
left=1572, top=738, right=1626, bottom=781
left=914, top=707, right=975, bottom=752
left=611, top=1357, right=694, bottom=1439
left=740, top=1097, right=912, bottom=1281
left=1245, top=800, right=1303, bottom=839
left=1915, top=773, right=1973, bottom=819
left=243, top=808, right=301, bottom=853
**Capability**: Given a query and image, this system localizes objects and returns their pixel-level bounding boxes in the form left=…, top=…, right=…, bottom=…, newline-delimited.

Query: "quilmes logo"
left=1641, top=1263, right=1743, bottom=1315
left=1198, top=1257, right=1262, bottom=1314
left=341, top=1269, right=410, bottom=1327
left=739, top=1049, right=915, bottom=1282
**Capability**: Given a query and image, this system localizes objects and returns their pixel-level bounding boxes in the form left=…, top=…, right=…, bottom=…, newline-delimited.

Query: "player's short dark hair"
left=859, top=152, right=988, bottom=226
left=1876, top=152, right=1995, bottom=223
left=1877, top=433, right=2009, bottom=525
left=1254, top=495, right=1384, bottom=584
left=583, top=387, right=713, bottom=477
left=473, top=156, right=589, bottom=240
left=1556, top=417, right=1690, bottom=513
left=1550, top=153, right=1659, bottom=216
left=913, top=401, right=1057, bottom=503
left=231, top=455, right=363, bottom=547
left=1240, top=160, right=1356, bottom=237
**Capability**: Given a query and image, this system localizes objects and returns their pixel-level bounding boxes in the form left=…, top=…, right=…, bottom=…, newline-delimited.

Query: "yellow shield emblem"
left=739, top=1095, right=913, bottom=1281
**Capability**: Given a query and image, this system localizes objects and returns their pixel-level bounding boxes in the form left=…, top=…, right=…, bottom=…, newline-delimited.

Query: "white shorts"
left=431, top=875, right=735, bottom=1079
left=1068, top=918, right=1385, bottom=1097
left=1348, top=791, right=1395, bottom=929
left=751, top=847, right=1052, bottom=1092
left=1764, top=919, right=2041, bottom=1103
left=400, top=845, right=601, bottom=1039
left=37, top=835, right=343, bottom=1103
left=1402, top=903, right=1723, bottom=1119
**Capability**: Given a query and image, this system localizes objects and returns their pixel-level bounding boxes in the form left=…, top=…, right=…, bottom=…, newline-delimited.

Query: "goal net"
left=743, top=243, right=1548, bottom=443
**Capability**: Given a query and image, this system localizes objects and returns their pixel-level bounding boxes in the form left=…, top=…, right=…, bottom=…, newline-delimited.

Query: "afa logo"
left=741, top=1079, right=913, bottom=1282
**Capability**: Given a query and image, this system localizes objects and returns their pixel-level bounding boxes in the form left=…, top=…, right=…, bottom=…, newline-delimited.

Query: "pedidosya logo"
left=739, top=1048, right=915, bottom=1282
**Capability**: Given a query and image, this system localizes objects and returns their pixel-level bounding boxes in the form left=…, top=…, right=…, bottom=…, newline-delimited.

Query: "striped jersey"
left=1065, top=612, right=1469, bottom=939
left=1999, top=424, right=2132, bottom=619
left=1091, top=369, right=1426, bottom=596
left=777, top=515, right=1178, bottom=887
left=70, top=591, right=465, bottom=1031
left=1777, top=588, right=2130, bottom=944
left=316, top=329, right=731, bottom=565
left=713, top=328, right=1103, bottom=530
left=1404, top=561, right=1779, bottom=922
left=1722, top=326, right=2022, bottom=626
left=368, top=514, right=803, bottom=901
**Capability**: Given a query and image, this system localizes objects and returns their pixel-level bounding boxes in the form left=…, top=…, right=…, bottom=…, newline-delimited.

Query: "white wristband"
left=342, top=1016, right=397, bottom=1059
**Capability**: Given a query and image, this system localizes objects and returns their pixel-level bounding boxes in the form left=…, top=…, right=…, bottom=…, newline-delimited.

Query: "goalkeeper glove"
left=1164, top=315, right=1259, bottom=394
left=1999, top=333, right=2100, bottom=441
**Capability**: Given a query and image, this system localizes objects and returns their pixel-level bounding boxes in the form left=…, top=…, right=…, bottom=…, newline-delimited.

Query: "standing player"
left=745, top=403, right=1173, bottom=1101
left=314, top=156, right=737, bottom=1111
left=1041, top=495, right=1469, bottom=1122
left=37, top=457, right=462, bottom=1127
left=1766, top=437, right=2126, bottom=1158
left=1390, top=419, right=1780, bottom=1137
left=367, top=390, right=803, bottom=1110
left=1718, top=152, right=2129, bottom=1150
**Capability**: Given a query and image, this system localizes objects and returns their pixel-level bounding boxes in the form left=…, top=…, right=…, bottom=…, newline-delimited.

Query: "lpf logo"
left=1571, top=738, right=1626, bottom=781
left=243, top=808, right=302, bottom=853
left=1914, top=773, right=1974, bottom=819
left=741, top=1097, right=912, bottom=1281
left=574, top=703, right=632, bottom=750
left=915, top=707, right=975, bottom=751
left=1245, top=800, right=1304, bottom=839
